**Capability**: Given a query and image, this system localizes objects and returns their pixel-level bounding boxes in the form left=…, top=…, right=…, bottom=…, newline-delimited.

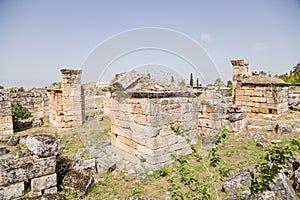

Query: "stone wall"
left=111, top=90, right=198, bottom=169
left=198, top=97, right=247, bottom=133
left=234, top=84, right=289, bottom=114
left=48, top=69, right=85, bottom=129
left=231, top=59, right=289, bottom=114
left=0, top=156, right=57, bottom=199
left=0, top=97, right=13, bottom=135
left=9, top=89, right=49, bottom=120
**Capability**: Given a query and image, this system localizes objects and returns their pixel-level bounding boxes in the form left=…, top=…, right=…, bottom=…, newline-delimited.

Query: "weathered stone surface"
left=61, top=170, right=94, bottom=195
left=0, top=181, right=24, bottom=200
left=18, top=194, right=66, bottom=200
left=31, top=173, right=57, bottom=192
left=228, top=112, right=247, bottom=122
left=0, top=135, right=10, bottom=142
left=247, top=125, right=274, bottom=131
left=225, top=191, right=275, bottom=200
left=0, top=156, right=56, bottom=186
left=0, top=145, right=6, bottom=156
left=293, top=168, right=300, bottom=191
left=26, top=134, right=60, bottom=157
left=222, top=168, right=252, bottom=192
left=44, top=187, right=57, bottom=194
left=112, top=70, right=141, bottom=91
left=246, top=132, right=265, bottom=142
left=69, top=158, right=96, bottom=174
left=7, top=135, right=19, bottom=146
left=269, top=172, right=297, bottom=200
left=96, top=156, right=117, bottom=172
left=275, top=123, right=292, bottom=134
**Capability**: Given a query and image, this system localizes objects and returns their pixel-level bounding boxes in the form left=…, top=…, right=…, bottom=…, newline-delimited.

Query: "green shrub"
left=11, top=100, right=32, bottom=131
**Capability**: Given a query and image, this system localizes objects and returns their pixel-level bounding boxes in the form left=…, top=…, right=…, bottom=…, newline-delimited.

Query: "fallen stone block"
left=222, top=168, right=252, bottom=192
left=26, top=134, right=60, bottom=157
left=61, top=170, right=94, bottom=195
left=270, top=172, right=297, bottom=200
left=228, top=112, right=247, bottom=122
left=69, top=158, right=96, bottom=174
left=7, top=135, right=19, bottom=146
left=0, top=156, right=56, bottom=186
left=96, top=156, right=117, bottom=172
left=31, top=173, right=57, bottom=192
left=0, top=181, right=24, bottom=200
left=275, top=123, right=292, bottom=134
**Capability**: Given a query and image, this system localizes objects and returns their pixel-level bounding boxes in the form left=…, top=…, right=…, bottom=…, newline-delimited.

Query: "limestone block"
left=61, top=170, right=94, bottom=195
left=0, top=181, right=24, bottom=200
left=31, top=173, right=57, bottom=192
left=95, top=156, right=117, bottom=173
left=0, top=156, right=56, bottom=186
left=26, top=135, right=60, bottom=157
left=44, top=187, right=57, bottom=194
left=69, top=159, right=96, bottom=174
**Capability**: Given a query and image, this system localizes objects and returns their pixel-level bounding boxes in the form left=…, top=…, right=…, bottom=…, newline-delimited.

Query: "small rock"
left=271, top=140, right=282, bottom=144
left=7, top=135, right=19, bottom=146
left=275, top=123, right=292, bottom=134
left=256, top=141, right=270, bottom=148
left=32, top=117, right=43, bottom=127
left=61, top=170, right=94, bottom=195
left=222, top=168, right=252, bottom=192
left=246, top=132, right=265, bottom=142
left=26, top=134, right=60, bottom=157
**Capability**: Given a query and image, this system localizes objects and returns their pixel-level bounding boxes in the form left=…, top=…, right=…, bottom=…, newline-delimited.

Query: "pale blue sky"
left=0, top=0, right=300, bottom=88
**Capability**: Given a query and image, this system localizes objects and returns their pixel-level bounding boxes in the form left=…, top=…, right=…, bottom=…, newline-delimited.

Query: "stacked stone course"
left=48, top=69, right=84, bottom=129
left=0, top=156, right=57, bottom=199
left=110, top=71, right=198, bottom=169
left=231, top=59, right=289, bottom=114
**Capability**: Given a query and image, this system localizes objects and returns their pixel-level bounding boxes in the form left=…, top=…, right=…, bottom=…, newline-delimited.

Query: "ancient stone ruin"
left=232, top=59, right=290, bottom=114
left=0, top=97, right=13, bottom=135
left=47, top=69, right=85, bottom=129
left=0, top=135, right=59, bottom=199
left=109, top=71, right=199, bottom=169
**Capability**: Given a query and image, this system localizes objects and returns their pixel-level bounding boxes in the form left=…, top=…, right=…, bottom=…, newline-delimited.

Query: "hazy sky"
left=0, top=0, right=300, bottom=89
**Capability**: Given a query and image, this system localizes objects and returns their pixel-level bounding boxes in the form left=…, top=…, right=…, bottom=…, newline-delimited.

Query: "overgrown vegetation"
left=275, top=62, right=300, bottom=85
left=250, top=138, right=300, bottom=194
left=11, top=100, right=32, bottom=131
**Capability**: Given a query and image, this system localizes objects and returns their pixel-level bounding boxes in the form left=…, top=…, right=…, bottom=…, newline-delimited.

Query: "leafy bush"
left=11, top=100, right=32, bottom=131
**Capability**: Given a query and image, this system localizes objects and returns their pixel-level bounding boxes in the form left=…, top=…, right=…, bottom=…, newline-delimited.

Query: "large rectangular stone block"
left=31, top=173, right=57, bottom=192
left=0, top=156, right=56, bottom=186
left=0, top=181, right=24, bottom=200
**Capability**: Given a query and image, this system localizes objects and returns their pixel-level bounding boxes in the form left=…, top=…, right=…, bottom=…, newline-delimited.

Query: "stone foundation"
left=0, top=156, right=57, bottom=199
left=111, top=90, right=198, bottom=169
left=198, top=97, right=247, bottom=133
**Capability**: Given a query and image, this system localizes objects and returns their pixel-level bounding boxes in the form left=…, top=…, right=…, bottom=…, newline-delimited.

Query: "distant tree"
left=0, top=85, right=4, bottom=89
left=213, top=78, right=225, bottom=90
left=293, top=63, right=300, bottom=75
left=227, top=80, right=232, bottom=88
left=18, top=87, right=25, bottom=92
left=226, top=80, right=233, bottom=96
left=196, top=78, right=199, bottom=87
left=178, top=80, right=186, bottom=87
left=189, top=73, right=194, bottom=87
left=11, top=100, right=32, bottom=131
left=259, top=71, right=267, bottom=75
left=171, top=76, right=175, bottom=83
left=276, top=62, right=300, bottom=85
